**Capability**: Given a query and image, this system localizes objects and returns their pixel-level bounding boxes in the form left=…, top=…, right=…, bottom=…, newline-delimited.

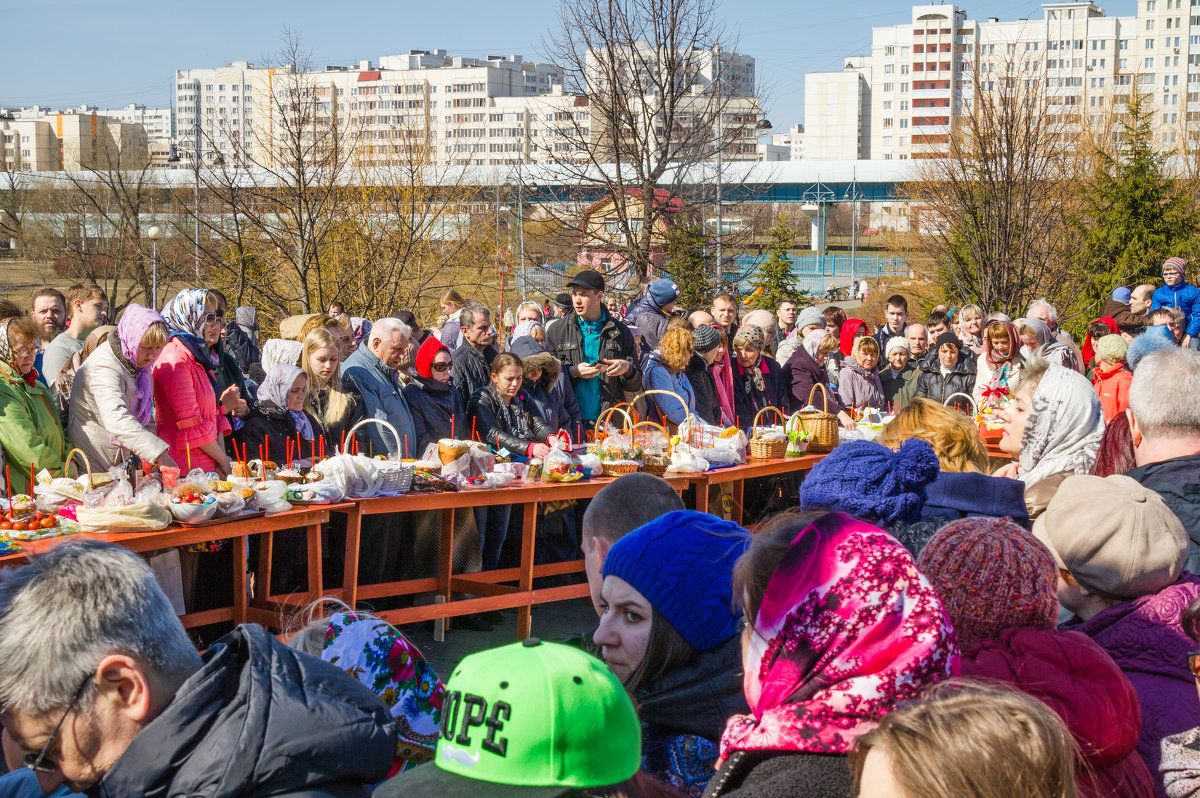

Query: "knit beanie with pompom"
left=799, top=439, right=940, bottom=524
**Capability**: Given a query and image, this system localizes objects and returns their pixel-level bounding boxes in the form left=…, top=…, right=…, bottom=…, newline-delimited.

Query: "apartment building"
left=805, top=70, right=871, bottom=159
left=1, top=111, right=149, bottom=171
left=811, top=1, right=1189, bottom=161
left=771, top=123, right=805, bottom=160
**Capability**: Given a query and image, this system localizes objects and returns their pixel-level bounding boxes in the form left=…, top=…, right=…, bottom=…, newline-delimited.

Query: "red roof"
left=582, top=189, right=687, bottom=217
left=358, top=71, right=381, bottom=82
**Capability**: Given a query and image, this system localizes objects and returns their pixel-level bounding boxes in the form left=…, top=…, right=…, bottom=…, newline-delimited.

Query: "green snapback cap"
left=380, top=638, right=642, bottom=798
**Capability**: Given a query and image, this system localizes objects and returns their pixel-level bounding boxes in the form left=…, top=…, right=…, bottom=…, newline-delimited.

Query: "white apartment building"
left=771, top=123, right=805, bottom=160
left=805, top=70, right=871, bottom=159
left=811, top=1, right=1189, bottom=161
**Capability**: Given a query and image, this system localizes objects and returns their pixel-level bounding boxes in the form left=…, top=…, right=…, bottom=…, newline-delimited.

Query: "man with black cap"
left=546, top=269, right=640, bottom=430
left=544, top=293, right=572, bottom=334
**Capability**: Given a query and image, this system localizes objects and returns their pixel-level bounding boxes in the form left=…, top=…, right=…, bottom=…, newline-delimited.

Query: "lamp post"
left=147, top=226, right=162, bottom=309
left=165, top=123, right=202, bottom=285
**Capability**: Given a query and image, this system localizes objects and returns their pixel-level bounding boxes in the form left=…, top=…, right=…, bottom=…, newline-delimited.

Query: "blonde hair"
left=854, top=336, right=880, bottom=363
left=851, top=681, right=1078, bottom=798
left=817, top=334, right=840, bottom=357
left=140, top=321, right=169, bottom=349
left=658, top=327, right=694, bottom=373
left=881, top=397, right=989, bottom=473
left=960, top=304, right=983, bottom=322
left=301, top=327, right=352, bottom=428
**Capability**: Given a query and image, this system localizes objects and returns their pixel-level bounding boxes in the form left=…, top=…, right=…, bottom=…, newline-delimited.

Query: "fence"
left=730, top=254, right=910, bottom=296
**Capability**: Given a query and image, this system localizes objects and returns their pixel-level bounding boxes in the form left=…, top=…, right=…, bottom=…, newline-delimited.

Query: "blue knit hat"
left=602, top=510, right=749, bottom=653
left=800, top=439, right=940, bottom=524
left=1111, top=287, right=1132, bottom=303
left=1127, top=325, right=1178, bottom=371
left=647, top=279, right=680, bottom=307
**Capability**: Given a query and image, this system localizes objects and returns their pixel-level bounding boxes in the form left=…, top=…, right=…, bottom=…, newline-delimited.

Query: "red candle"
left=30, top=463, right=34, bottom=494
left=451, top=415, right=455, bottom=440
left=320, top=437, right=325, bottom=460
left=265, top=435, right=270, bottom=464
left=472, top=418, right=477, bottom=441
left=341, top=431, right=347, bottom=455
left=5, top=465, right=11, bottom=508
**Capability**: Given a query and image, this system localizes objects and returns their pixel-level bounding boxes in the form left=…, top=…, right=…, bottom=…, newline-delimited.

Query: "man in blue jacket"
left=1152, top=257, right=1200, bottom=347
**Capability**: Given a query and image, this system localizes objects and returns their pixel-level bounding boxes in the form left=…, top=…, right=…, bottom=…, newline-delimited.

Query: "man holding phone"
left=547, top=269, right=640, bottom=430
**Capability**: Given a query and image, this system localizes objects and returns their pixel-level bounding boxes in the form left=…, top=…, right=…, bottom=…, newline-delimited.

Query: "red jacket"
left=152, top=337, right=231, bottom=472
left=1093, top=361, right=1133, bottom=422
left=963, top=627, right=1155, bottom=798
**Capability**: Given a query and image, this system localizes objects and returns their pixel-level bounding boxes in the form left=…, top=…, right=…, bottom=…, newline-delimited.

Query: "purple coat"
left=1062, top=573, right=1200, bottom=795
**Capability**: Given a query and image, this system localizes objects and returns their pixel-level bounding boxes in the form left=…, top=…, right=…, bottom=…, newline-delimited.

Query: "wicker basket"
left=344, top=419, right=414, bottom=494
left=594, top=405, right=635, bottom=443
left=62, top=447, right=111, bottom=489
left=944, top=392, right=980, bottom=417
left=794, top=385, right=839, bottom=453
left=748, top=407, right=789, bottom=459
left=601, top=461, right=641, bottom=477
left=634, top=389, right=688, bottom=436
left=631, top=420, right=673, bottom=475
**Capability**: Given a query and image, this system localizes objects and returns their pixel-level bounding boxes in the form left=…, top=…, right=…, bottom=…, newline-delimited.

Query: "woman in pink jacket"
left=153, top=289, right=233, bottom=476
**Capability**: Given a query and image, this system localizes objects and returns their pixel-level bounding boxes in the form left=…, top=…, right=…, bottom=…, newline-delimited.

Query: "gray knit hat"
left=692, top=325, right=721, bottom=353
left=795, top=306, right=826, bottom=332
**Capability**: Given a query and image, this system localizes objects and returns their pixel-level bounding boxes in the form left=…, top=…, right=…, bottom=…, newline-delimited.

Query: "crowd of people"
left=3, top=256, right=1200, bottom=797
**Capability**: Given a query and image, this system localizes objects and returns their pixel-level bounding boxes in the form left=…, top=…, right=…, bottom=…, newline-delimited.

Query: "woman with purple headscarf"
left=68, top=303, right=176, bottom=470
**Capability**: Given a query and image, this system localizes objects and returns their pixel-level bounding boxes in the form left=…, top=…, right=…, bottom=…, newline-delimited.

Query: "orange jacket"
left=1093, top=361, right=1133, bottom=422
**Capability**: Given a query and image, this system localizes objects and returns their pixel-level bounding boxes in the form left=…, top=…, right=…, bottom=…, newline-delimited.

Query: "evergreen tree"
left=749, top=215, right=799, bottom=310
left=663, top=218, right=713, bottom=311
left=1073, top=90, right=1200, bottom=331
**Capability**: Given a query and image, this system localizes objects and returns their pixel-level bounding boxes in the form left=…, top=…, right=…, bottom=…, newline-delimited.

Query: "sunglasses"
left=25, top=675, right=91, bottom=774
left=1189, top=650, right=1200, bottom=680
left=431, top=362, right=452, bottom=373
left=202, top=312, right=226, bottom=325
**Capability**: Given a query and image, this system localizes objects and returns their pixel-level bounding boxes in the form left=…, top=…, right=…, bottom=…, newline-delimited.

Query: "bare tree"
left=908, top=54, right=1079, bottom=315
left=541, top=0, right=765, bottom=282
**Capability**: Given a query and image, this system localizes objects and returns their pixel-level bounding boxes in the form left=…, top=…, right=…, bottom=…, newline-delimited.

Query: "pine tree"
left=1073, top=90, right=1200, bottom=331
left=749, top=215, right=799, bottom=310
left=663, top=218, right=713, bottom=311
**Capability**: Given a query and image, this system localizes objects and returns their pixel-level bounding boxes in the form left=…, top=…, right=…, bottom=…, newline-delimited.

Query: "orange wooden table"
left=674, top=455, right=826, bottom=524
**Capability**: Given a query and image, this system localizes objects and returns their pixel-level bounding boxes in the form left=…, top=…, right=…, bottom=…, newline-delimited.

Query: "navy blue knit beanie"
left=800, top=439, right=940, bottom=524
left=602, top=510, right=750, bottom=653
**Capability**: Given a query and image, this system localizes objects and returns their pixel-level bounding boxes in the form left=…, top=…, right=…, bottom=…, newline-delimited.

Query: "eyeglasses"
left=25, top=675, right=91, bottom=774
left=202, top=312, right=226, bottom=325
left=431, top=362, right=452, bottom=373
left=1189, top=650, right=1200, bottom=680
left=11, top=347, right=37, bottom=360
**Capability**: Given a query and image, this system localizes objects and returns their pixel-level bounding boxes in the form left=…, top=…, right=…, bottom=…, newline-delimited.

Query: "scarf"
left=712, top=344, right=736, bottom=426
left=718, top=512, right=958, bottom=765
left=1019, top=316, right=1075, bottom=368
left=260, top=338, right=304, bottom=372
left=983, top=321, right=1021, bottom=370
left=803, top=329, right=829, bottom=359
left=737, top=355, right=767, bottom=393
left=488, top=386, right=534, bottom=443
left=0, top=319, right=37, bottom=386
left=258, top=363, right=314, bottom=441
left=839, top=318, right=867, bottom=357
left=505, top=320, right=540, bottom=349
left=161, top=288, right=211, bottom=339
left=1019, top=363, right=1104, bottom=485
left=116, top=304, right=166, bottom=428
left=1081, top=316, right=1119, bottom=366
left=1163, top=726, right=1200, bottom=798
left=320, top=612, right=444, bottom=774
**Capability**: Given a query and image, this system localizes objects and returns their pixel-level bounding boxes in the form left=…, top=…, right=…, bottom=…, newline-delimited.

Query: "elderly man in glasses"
left=0, top=540, right=396, bottom=796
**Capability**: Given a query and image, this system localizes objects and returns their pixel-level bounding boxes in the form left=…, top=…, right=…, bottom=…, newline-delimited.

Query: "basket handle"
left=634, top=389, right=688, bottom=431
left=805, top=383, right=832, bottom=413
left=62, top=447, right=94, bottom=484
left=595, top=405, right=634, bottom=437
left=751, top=406, right=786, bottom=438
left=943, top=392, right=979, bottom=416
left=631, top=420, right=673, bottom=454
left=609, top=401, right=639, bottom=425
left=344, top=417, right=403, bottom=459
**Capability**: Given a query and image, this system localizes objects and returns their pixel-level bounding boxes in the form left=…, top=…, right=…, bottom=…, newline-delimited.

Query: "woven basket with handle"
left=631, top=419, right=673, bottom=475
left=795, top=384, right=839, bottom=453
left=344, top=419, right=413, bottom=494
left=635, top=389, right=688, bottom=436
left=749, top=407, right=789, bottom=459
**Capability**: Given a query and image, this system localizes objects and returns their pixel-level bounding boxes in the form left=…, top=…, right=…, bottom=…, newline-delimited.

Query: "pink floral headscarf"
left=718, top=512, right=958, bottom=765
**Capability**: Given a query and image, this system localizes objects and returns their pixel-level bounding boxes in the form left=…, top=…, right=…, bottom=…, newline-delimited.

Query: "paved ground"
left=402, top=597, right=599, bottom=677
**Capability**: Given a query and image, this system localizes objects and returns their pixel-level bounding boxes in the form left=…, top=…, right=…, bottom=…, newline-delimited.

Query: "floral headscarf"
left=718, top=512, right=959, bottom=765
left=115, top=304, right=167, bottom=427
left=0, top=319, right=35, bottom=385
left=1018, top=363, right=1104, bottom=485
left=321, top=612, right=444, bottom=776
left=160, top=288, right=212, bottom=340
left=258, top=363, right=314, bottom=441
left=803, top=329, right=830, bottom=359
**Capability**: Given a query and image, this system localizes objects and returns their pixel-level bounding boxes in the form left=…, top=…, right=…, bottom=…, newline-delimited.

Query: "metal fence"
left=730, top=254, right=910, bottom=296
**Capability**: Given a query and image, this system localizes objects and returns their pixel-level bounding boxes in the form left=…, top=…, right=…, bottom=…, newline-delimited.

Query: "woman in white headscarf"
left=1016, top=316, right=1079, bottom=372
left=995, top=357, right=1104, bottom=518
left=234, top=363, right=322, bottom=466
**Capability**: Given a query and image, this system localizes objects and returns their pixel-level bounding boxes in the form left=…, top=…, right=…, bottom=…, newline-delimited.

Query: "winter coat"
left=629, top=293, right=670, bottom=359
left=235, top=400, right=322, bottom=465
left=1093, top=361, right=1133, bottom=422
left=836, top=358, right=885, bottom=409
left=307, top=385, right=364, bottom=456
left=644, top=351, right=698, bottom=426
left=963, top=627, right=1156, bottom=798
left=1062, top=573, right=1200, bottom=790
left=637, top=636, right=750, bottom=797
left=921, top=470, right=1030, bottom=524
left=1153, top=281, right=1200, bottom=338
left=403, top=374, right=467, bottom=453
left=545, top=309, right=641, bottom=420
left=880, top=360, right=919, bottom=411
left=449, top=342, right=493, bottom=406
left=91, top=624, right=396, bottom=798
left=339, top=344, right=417, bottom=458
left=703, top=751, right=853, bottom=798
left=468, top=385, right=554, bottom=456
left=508, top=338, right=579, bottom=432
left=1103, top=298, right=1147, bottom=335
left=152, top=337, right=231, bottom=473
left=914, top=350, right=977, bottom=413
left=872, top=322, right=908, bottom=354
left=732, top=355, right=786, bottom=431
left=1127, top=454, right=1200, bottom=575
left=224, top=320, right=261, bottom=375
left=685, top=354, right=722, bottom=427
left=68, top=337, right=169, bottom=470
left=438, top=318, right=461, bottom=352
left=0, top=359, right=66, bottom=494
left=782, top=346, right=843, bottom=416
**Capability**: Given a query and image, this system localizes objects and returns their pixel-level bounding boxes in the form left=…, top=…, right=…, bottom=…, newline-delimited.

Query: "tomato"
left=11, top=522, right=26, bottom=531
left=0, top=521, right=10, bottom=530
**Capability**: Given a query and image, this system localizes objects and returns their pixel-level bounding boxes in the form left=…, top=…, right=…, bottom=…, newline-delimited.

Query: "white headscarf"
left=1018, top=363, right=1104, bottom=485
left=258, top=363, right=314, bottom=441
left=261, top=339, right=304, bottom=373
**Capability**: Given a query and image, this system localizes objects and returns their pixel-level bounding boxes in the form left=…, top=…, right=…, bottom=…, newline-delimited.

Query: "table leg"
left=731, top=479, right=745, bottom=525
left=306, top=521, right=324, bottom=599
left=436, top=507, right=454, bottom=640
left=232, top=535, right=247, bottom=625
left=256, top=531, right=274, bottom=601
left=516, top=501, right=537, bottom=639
left=342, top=505, right=361, bottom=608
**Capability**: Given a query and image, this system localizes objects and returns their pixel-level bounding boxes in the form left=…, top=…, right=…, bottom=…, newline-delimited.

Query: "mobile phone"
left=591, top=359, right=609, bottom=367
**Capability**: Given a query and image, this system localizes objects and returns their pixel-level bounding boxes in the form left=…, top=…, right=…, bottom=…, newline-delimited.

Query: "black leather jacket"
left=545, top=309, right=641, bottom=417
left=467, top=385, right=554, bottom=455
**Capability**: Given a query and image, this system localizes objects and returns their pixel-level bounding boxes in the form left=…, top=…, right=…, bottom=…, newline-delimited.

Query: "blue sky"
left=0, top=0, right=1136, bottom=132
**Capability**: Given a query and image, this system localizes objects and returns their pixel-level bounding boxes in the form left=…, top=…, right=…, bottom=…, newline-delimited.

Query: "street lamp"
left=167, top=123, right=202, bottom=285
left=147, top=226, right=162, bottom=309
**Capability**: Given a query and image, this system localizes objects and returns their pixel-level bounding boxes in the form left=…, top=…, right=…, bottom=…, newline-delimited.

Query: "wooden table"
left=676, top=455, right=825, bottom=524
left=0, top=505, right=343, bottom=630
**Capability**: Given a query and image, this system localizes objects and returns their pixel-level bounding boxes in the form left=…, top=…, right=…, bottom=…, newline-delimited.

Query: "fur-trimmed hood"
left=522, top=349, right=561, bottom=390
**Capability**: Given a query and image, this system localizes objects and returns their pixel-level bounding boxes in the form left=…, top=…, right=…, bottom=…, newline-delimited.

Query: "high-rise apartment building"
left=0, top=110, right=149, bottom=171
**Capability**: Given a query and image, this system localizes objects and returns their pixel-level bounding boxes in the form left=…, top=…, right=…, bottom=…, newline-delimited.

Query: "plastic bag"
left=251, top=480, right=292, bottom=513
left=441, top=445, right=495, bottom=485
left=102, top=469, right=135, bottom=507
left=666, top=450, right=710, bottom=473
left=76, top=501, right=172, bottom=533
left=284, top=480, right=343, bottom=504
left=576, top=453, right=603, bottom=478
left=34, top=477, right=86, bottom=512
left=316, top=455, right=381, bottom=498
left=542, top=440, right=581, bottom=482
left=213, top=491, right=246, bottom=517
